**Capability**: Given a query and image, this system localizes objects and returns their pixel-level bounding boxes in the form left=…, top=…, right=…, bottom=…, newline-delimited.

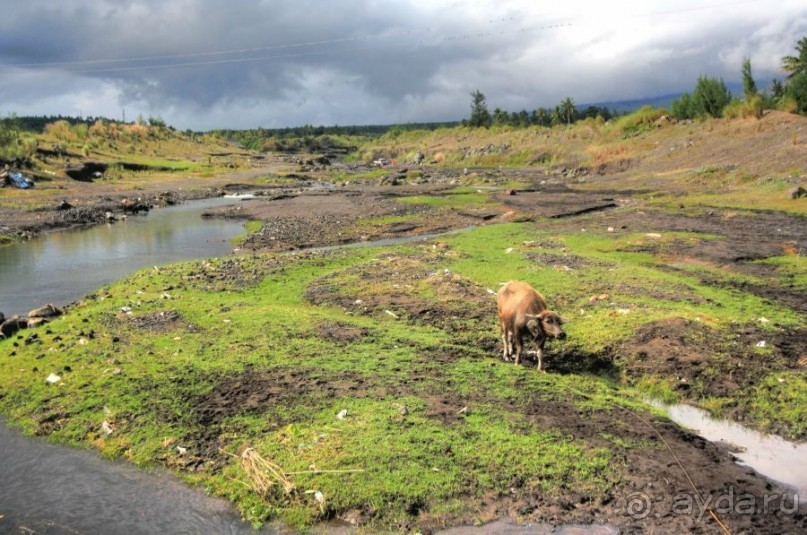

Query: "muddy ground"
left=5, top=161, right=807, bottom=533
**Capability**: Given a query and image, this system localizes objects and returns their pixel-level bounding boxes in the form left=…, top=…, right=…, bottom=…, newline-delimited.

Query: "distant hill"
left=583, top=93, right=684, bottom=114
left=586, top=79, right=775, bottom=114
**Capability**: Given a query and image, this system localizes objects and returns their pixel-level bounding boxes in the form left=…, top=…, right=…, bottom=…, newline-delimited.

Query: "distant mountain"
left=585, top=79, right=775, bottom=115
left=583, top=93, right=684, bottom=114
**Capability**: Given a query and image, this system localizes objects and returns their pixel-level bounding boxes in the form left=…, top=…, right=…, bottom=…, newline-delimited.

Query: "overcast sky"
left=1, top=0, right=805, bottom=130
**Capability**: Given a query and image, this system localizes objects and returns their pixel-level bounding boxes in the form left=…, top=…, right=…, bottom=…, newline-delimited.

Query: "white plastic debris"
left=755, top=341, right=767, bottom=348
left=176, top=446, right=187, bottom=455
left=505, top=247, right=514, bottom=254
left=46, top=373, right=61, bottom=384
left=645, top=233, right=662, bottom=238
left=384, top=310, right=399, bottom=319
left=758, top=317, right=770, bottom=324
left=336, top=409, right=348, bottom=420
left=607, top=227, right=615, bottom=232
left=102, top=421, right=114, bottom=435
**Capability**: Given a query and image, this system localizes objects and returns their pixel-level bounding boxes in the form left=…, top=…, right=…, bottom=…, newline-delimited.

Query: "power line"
left=3, top=22, right=572, bottom=75
left=0, top=0, right=768, bottom=76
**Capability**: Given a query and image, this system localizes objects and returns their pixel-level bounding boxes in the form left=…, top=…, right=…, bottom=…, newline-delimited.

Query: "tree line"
left=465, top=90, right=614, bottom=128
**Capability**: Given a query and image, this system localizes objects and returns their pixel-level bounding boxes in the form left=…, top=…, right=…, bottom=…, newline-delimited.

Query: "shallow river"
left=0, top=418, right=272, bottom=534
left=0, top=196, right=245, bottom=317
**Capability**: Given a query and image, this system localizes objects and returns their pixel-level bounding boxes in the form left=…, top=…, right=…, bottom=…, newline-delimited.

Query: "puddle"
left=653, top=402, right=807, bottom=495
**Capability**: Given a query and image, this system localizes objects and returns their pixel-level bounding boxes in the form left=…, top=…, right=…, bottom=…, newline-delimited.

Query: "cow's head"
left=528, top=311, right=566, bottom=340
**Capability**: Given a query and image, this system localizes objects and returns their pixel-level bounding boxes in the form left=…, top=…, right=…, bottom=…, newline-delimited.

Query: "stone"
left=789, top=186, right=806, bottom=199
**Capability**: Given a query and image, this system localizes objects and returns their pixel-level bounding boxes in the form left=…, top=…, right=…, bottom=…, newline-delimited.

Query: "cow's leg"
left=501, top=330, right=510, bottom=361
left=514, top=336, right=523, bottom=365
left=536, top=340, right=547, bottom=371
left=507, top=331, right=516, bottom=360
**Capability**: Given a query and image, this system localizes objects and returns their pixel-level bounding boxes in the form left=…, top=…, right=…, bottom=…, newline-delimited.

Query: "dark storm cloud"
left=1, top=1, right=806, bottom=129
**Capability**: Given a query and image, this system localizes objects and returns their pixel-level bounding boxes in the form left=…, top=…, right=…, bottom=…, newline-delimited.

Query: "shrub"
left=89, top=120, right=107, bottom=137
left=692, top=76, right=732, bottom=118
left=722, top=96, right=763, bottom=119
left=784, top=70, right=807, bottom=114
left=44, top=120, right=74, bottom=141
left=614, top=106, right=668, bottom=135
left=670, top=93, right=695, bottom=120
left=777, top=96, right=799, bottom=114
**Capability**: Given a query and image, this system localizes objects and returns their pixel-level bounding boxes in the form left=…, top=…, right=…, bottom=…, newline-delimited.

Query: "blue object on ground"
left=8, top=172, right=33, bottom=189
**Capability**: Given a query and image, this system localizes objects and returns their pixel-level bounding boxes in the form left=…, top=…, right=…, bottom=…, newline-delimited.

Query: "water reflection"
left=653, top=402, right=807, bottom=495
left=0, top=419, right=271, bottom=535
left=0, top=197, right=244, bottom=317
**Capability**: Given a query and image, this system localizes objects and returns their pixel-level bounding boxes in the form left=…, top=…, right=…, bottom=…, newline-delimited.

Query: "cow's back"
left=497, top=280, right=548, bottom=318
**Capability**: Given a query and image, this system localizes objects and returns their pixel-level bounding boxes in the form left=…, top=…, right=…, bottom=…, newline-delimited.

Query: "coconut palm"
left=781, top=36, right=807, bottom=80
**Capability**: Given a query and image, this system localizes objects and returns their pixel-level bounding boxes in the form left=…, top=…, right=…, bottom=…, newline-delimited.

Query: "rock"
left=28, top=303, right=62, bottom=319
left=790, top=186, right=807, bottom=199
left=27, top=317, right=48, bottom=328
left=64, top=161, right=108, bottom=182
left=1, top=316, right=27, bottom=338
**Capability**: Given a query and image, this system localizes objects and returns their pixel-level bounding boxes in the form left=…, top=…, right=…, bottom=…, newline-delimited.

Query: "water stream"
left=0, top=419, right=272, bottom=534
left=0, top=196, right=245, bottom=317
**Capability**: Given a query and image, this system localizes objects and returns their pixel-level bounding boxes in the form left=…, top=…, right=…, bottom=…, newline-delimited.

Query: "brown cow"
left=496, top=280, right=566, bottom=370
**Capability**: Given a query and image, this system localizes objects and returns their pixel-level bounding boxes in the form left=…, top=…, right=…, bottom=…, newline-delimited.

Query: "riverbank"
left=1, top=114, right=806, bottom=532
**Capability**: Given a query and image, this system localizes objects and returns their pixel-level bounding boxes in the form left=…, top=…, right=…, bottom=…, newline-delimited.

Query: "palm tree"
left=558, top=97, right=576, bottom=126
left=781, top=36, right=807, bottom=80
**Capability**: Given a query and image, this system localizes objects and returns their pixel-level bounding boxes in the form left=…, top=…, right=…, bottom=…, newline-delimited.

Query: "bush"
left=692, top=76, right=732, bottom=118
left=614, top=106, right=668, bottom=135
left=670, top=93, right=694, bottom=120
left=722, top=96, right=764, bottom=119
left=44, top=120, right=74, bottom=141
left=777, top=96, right=799, bottom=114
left=0, top=119, right=35, bottom=163
left=784, top=70, right=807, bottom=114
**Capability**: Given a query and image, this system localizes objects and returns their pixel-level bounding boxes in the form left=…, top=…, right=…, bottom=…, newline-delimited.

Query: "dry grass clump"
left=239, top=446, right=296, bottom=496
